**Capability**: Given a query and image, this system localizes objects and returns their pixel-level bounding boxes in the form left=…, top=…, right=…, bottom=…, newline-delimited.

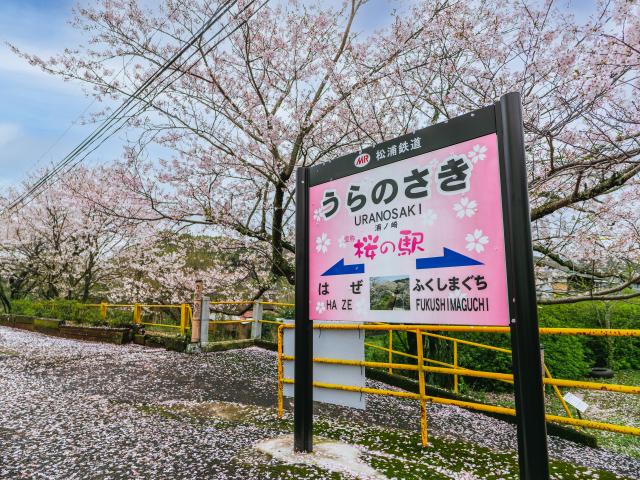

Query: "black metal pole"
left=294, top=166, right=313, bottom=452
left=497, top=92, right=550, bottom=479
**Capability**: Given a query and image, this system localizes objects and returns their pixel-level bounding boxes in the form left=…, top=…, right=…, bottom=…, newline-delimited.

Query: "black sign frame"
left=294, top=92, right=549, bottom=479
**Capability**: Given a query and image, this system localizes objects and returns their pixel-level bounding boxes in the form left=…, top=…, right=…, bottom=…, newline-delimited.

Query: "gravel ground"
left=0, top=326, right=638, bottom=479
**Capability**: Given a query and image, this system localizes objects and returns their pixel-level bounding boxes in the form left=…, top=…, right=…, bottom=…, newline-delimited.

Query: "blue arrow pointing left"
left=321, top=258, right=365, bottom=276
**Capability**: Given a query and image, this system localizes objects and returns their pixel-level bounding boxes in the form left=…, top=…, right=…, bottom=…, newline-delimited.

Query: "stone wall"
left=0, top=314, right=130, bottom=344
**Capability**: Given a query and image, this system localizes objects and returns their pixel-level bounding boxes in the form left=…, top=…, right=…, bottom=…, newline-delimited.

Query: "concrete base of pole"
left=185, top=343, right=202, bottom=354
left=255, top=435, right=385, bottom=480
left=200, top=297, right=210, bottom=346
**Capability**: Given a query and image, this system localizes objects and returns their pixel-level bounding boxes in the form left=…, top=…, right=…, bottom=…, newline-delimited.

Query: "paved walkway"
left=0, top=326, right=637, bottom=479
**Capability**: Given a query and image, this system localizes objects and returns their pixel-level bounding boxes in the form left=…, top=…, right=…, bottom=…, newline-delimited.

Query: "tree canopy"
left=4, top=0, right=640, bottom=305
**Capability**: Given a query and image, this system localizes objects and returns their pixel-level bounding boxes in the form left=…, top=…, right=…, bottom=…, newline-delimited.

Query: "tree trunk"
left=81, top=254, right=95, bottom=303
left=407, top=331, right=418, bottom=359
left=271, top=183, right=294, bottom=283
left=0, top=281, right=10, bottom=313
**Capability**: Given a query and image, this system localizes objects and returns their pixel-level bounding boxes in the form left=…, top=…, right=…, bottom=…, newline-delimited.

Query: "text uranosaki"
left=353, top=203, right=422, bottom=226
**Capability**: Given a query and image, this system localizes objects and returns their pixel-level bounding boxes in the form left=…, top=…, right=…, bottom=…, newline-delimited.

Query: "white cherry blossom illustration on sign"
left=315, top=301, right=326, bottom=314
left=315, top=233, right=330, bottom=253
left=423, top=209, right=438, bottom=226
left=338, top=235, right=346, bottom=248
left=468, top=144, right=487, bottom=164
left=465, top=229, right=489, bottom=253
left=453, top=197, right=478, bottom=218
left=313, top=208, right=322, bottom=223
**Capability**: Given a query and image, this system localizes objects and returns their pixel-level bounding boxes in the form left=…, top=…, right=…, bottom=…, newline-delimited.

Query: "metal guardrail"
left=80, top=300, right=292, bottom=339
left=276, top=322, right=640, bottom=446
left=83, top=303, right=192, bottom=335
left=85, top=298, right=640, bottom=444
left=371, top=330, right=578, bottom=416
left=206, top=300, right=291, bottom=338
left=209, top=301, right=294, bottom=308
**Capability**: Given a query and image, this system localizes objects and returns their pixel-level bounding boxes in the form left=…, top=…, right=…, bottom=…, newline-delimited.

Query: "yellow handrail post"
left=544, top=365, right=573, bottom=419
left=180, top=304, right=187, bottom=336
left=277, top=324, right=284, bottom=418
left=388, top=330, right=393, bottom=375
left=453, top=339, right=459, bottom=394
left=416, top=329, right=428, bottom=447
left=100, top=302, right=107, bottom=321
left=134, top=303, right=141, bottom=325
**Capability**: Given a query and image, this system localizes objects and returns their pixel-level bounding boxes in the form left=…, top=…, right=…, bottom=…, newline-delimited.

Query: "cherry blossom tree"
left=105, top=232, right=278, bottom=309
left=11, top=0, right=428, bottom=290
left=342, top=0, right=640, bottom=303
left=0, top=169, right=269, bottom=308
left=11, top=0, right=640, bottom=303
left=0, top=166, right=140, bottom=302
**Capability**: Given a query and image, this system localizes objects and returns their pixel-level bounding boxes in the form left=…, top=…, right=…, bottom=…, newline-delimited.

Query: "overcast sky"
left=0, top=0, right=597, bottom=192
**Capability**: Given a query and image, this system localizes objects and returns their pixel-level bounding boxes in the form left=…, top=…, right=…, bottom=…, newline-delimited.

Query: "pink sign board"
left=308, top=133, right=509, bottom=325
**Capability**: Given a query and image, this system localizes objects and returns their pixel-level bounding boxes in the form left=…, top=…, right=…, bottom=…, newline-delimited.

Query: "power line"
left=2, top=0, right=237, bottom=214
left=16, top=1, right=189, bottom=181
left=4, top=0, right=269, bottom=216
left=55, top=0, right=270, bottom=182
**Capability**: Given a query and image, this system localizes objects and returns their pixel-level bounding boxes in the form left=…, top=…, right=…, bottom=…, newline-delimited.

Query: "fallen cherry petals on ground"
left=0, top=327, right=637, bottom=479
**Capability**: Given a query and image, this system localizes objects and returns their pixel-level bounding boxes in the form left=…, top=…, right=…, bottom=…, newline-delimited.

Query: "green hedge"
left=10, top=299, right=133, bottom=328
left=366, top=300, right=640, bottom=391
left=450, top=301, right=639, bottom=388
left=539, top=301, right=640, bottom=371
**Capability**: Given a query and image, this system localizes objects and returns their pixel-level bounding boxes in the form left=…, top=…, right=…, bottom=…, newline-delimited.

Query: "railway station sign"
left=294, top=93, right=551, bottom=479
left=308, top=131, right=509, bottom=325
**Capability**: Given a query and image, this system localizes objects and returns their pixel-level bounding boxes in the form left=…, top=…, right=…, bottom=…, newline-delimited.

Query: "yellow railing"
left=209, top=300, right=294, bottom=308
left=207, top=300, right=292, bottom=331
left=82, top=297, right=640, bottom=446
left=83, top=302, right=192, bottom=335
left=81, top=299, right=292, bottom=337
left=276, top=323, right=640, bottom=447
left=370, top=329, right=574, bottom=418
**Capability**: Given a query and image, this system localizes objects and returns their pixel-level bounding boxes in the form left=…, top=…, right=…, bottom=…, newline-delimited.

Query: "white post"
left=200, top=296, right=210, bottom=346
left=251, top=301, right=263, bottom=340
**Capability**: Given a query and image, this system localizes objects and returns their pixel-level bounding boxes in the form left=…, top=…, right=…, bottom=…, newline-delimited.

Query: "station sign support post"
left=294, top=166, right=314, bottom=452
left=294, top=92, right=549, bottom=477
left=498, top=93, right=550, bottom=479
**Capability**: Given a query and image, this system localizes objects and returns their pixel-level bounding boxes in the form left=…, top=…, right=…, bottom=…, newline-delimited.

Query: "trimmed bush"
left=365, top=299, right=639, bottom=390
left=539, top=301, right=640, bottom=371
left=10, top=299, right=133, bottom=328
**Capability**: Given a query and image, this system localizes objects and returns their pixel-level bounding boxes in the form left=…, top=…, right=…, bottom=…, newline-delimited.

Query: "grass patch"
left=481, top=370, right=640, bottom=459
left=140, top=400, right=631, bottom=479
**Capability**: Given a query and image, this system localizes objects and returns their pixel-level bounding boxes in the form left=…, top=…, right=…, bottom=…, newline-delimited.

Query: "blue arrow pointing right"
left=416, top=248, right=483, bottom=270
